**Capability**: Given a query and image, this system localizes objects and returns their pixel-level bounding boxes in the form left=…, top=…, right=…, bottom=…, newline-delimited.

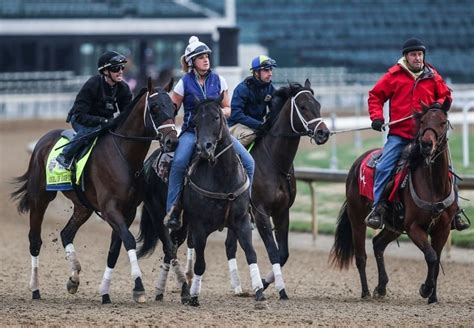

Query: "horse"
left=10, top=78, right=178, bottom=304
left=330, top=99, right=456, bottom=304
left=224, top=79, right=330, bottom=300
left=138, top=93, right=266, bottom=306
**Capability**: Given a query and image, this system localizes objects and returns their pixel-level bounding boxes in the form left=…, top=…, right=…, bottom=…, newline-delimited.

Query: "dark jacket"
left=228, top=76, right=275, bottom=129
left=68, top=75, right=132, bottom=127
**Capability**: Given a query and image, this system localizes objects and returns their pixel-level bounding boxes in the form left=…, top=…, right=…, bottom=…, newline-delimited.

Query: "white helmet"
left=184, top=36, right=212, bottom=66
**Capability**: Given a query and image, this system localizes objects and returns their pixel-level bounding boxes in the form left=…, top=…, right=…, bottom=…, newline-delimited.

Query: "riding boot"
left=452, top=209, right=471, bottom=231
left=164, top=203, right=183, bottom=231
left=55, top=153, right=73, bottom=171
left=365, top=203, right=385, bottom=229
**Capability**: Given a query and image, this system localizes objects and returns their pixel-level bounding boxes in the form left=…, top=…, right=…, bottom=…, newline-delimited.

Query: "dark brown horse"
left=330, top=100, right=455, bottom=304
left=11, top=78, right=178, bottom=304
left=225, top=80, right=330, bottom=299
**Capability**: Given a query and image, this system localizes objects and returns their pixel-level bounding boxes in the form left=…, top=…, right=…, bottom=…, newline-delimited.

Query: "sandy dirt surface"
left=0, top=120, right=473, bottom=327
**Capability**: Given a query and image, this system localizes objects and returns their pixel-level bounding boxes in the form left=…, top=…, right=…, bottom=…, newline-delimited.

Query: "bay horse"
left=225, top=80, right=330, bottom=299
left=138, top=94, right=266, bottom=306
left=11, top=78, right=178, bottom=304
left=330, top=99, right=456, bottom=304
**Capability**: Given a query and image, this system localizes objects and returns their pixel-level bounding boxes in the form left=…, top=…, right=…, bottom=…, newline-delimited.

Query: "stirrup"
left=365, top=208, right=384, bottom=230
left=164, top=206, right=182, bottom=231
left=453, top=209, right=471, bottom=231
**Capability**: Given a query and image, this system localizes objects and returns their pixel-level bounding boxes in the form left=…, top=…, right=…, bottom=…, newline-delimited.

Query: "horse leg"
left=274, top=210, right=290, bottom=300
left=60, top=205, right=92, bottom=295
left=188, top=229, right=207, bottom=307
left=183, top=226, right=194, bottom=286
left=28, top=192, right=55, bottom=300
left=255, top=212, right=287, bottom=299
left=99, top=230, right=122, bottom=304
left=426, top=224, right=450, bottom=304
left=225, top=228, right=243, bottom=295
left=105, top=211, right=146, bottom=303
left=234, top=215, right=265, bottom=302
left=407, top=224, right=437, bottom=301
left=372, top=229, right=400, bottom=298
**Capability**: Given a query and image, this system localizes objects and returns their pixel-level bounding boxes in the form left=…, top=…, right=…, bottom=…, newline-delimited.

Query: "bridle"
left=417, top=108, right=449, bottom=165
left=290, top=89, right=325, bottom=138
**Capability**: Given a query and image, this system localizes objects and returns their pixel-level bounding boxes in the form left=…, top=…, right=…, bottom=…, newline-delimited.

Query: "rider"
left=228, top=55, right=277, bottom=146
left=365, top=37, right=470, bottom=231
left=164, top=36, right=255, bottom=230
left=55, top=50, right=133, bottom=170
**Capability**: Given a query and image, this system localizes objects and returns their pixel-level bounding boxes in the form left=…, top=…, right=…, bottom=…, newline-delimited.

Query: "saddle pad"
left=358, top=149, right=408, bottom=202
left=45, top=137, right=97, bottom=191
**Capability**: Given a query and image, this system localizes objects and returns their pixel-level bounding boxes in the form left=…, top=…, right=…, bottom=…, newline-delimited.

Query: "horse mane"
left=112, top=87, right=149, bottom=128
left=266, top=82, right=313, bottom=127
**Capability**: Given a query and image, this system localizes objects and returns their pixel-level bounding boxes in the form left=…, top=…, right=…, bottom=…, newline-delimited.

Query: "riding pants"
left=166, top=131, right=255, bottom=212
left=373, top=135, right=410, bottom=206
left=61, top=115, right=100, bottom=160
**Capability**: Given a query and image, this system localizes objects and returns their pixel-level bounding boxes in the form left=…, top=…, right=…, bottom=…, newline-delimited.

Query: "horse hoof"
left=428, top=295, right=438, bottom=304
left=419, top=283, right=433, bottom=299
left=32, top=290, right=41, bottom=300
left=361, top=291, right=371, bottom=299
left=261, top=279, right=270, bottom=291
left=373, top=286, right=386, bottom=298
left=133, top=291, right=146, bottom=303
left=255, top=288, right=266, bottom=302
left=180, top=283, right=191, bottom=304
left=102, top=294, right=111, bottom=304
left=66, top=277, right=80, bottom=294
left=189, top=296, right=200, bottom=307
left=279, top=289, right=289, bottom=300
left=155, top=294, right=164, bottom=301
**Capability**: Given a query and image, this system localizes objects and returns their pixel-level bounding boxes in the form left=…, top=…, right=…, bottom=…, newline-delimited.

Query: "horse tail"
left=330, top=200, right=354, bottom=270
left=137, top=151, right=165, bottom=258
left=11, top=170, right=31, bottom=214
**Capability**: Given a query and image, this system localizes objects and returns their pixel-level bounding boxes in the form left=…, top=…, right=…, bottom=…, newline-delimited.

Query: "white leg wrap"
left=273, top=263, right=285, bottom=292
left=190, top=274, right=202, bottom=297
left=127, top=249, right=142, bottom=279
left=99, top=267, right=114, bottom=296
left=185, top=248, right=194, bottom=281
left=171, top=259, right=187, bottom=285
left=249, top=263, right=264, bottom=292
left=65, top=243, right=81, bottom=280
left=29, top=256, right=39, bottom=291
left=228, top=258, right=242, bottom=294
left=155, top=262, right=170, bottom=296
left=265, top=271, right=275, bottom=284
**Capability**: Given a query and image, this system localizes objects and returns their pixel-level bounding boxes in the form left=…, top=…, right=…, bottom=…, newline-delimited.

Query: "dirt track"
left=1, top=120, right=473, bottom=327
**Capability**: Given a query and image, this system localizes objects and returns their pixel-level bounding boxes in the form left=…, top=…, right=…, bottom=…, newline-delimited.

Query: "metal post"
left=462, top=102, right=473, bottom=168
left=330, top=113, right=338, bottom=169
left=309, top=182, right=318, bottom=243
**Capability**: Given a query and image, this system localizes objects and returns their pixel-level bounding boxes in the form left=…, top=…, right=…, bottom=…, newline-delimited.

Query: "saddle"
left=150, top=150, right=174, bottom=184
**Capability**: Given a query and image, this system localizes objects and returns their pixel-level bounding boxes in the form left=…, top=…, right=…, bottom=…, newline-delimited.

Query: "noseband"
left=290, top=90, right=325, bottom=137
left=144, top=91, right=177, bottom=145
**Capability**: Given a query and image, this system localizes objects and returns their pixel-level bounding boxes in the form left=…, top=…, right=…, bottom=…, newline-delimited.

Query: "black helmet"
left=402, top=38, right=426, bottom=55
left=97, top=51, right=127, bottom=72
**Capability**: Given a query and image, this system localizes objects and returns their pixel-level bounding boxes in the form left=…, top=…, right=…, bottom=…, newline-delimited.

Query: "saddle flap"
left=60, top=129, right=76, bottom=141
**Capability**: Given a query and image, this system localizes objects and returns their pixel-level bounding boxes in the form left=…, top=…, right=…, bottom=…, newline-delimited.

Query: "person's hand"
left=371, top=119, right=385, bottom=131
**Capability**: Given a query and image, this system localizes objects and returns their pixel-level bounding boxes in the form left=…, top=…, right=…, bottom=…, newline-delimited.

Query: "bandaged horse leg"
left=127, top=249, right=146, bottom=303
left=29, top=255, right=40, bottom=299
left=228, top=258, right=243, bottom=294
left=65, top=243, right=81, bottom=294
left=189, top=274, right=203, bottom=306
left=154, top=262, right=170, bottom=301
left=171, top=258, right=190, bottom=304
left=99, top=267, right=114, bottom=300
left=185, top=248, right=194, bottom=286
left=272, top=263, right=286, bottom=296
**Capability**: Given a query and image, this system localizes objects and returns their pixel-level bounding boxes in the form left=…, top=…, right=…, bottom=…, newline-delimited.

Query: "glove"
left=99, top=118, right=109, bottom=126
left=371, top=119, right=385, bottom=132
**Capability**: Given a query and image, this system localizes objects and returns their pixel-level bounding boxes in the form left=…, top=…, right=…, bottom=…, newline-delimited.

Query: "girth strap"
left=187, top=175, right=250, bottom=201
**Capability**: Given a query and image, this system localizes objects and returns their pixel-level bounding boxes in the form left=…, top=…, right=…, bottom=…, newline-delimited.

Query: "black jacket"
left=68, top=75, right=132, bottom=127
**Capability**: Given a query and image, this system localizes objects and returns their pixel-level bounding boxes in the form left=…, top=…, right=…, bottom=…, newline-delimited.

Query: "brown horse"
left=11, top=78, right=178, bottom=304
left=330, top=99, right=455, bottom=304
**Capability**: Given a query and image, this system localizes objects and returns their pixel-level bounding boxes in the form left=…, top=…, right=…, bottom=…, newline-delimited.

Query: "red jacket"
left=368, top=63, right=452, bottom=140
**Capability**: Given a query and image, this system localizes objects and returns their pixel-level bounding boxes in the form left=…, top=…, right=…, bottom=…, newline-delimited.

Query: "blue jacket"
left=228, top=76, right=275, bottom=129
left=181, top=70, right=222, bottom=132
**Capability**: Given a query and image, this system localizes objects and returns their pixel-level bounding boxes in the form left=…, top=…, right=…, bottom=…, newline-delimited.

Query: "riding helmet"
left=250, top=55, right=277, bottom=72
left=97, top=51, right=127, bottom=72
left=184, top=36, right=212, bottom=66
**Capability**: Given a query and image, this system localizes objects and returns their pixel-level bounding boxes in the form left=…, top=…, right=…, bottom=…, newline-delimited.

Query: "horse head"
left=415, top=98, right=450, bottom=160
left=271, top=79, right=330, bottom=145
left=193, top=93, right=225, bottom=161
left=145, top=77, right=179, bottom=152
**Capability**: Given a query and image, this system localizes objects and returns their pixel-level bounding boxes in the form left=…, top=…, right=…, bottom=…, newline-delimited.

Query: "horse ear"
left=419, top=100, right=429, bottom=111
left=304, top=78, right=311, bottom=89
left=147, top=77, right=153, bottom=93
left=441, top=98, right=451, bottom=113
left=164, top=78, right=174, bottom=93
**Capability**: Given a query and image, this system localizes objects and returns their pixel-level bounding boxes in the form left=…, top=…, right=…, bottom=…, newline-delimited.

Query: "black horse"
left=138, top=94, right=266, bottom=306
left=330, top=100, right=456, bottom=304
left=11, top=78, right=178, bottom=304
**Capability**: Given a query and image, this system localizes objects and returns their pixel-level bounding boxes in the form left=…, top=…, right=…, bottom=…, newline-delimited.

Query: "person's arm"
left=229, top=85, right=263, bottom=129
left=170, top=91, right=183, bottom=113
left=368, top=73, right=392, bottom=122
left=72, top=79, right=104, bottom=127
left=117, top=83, right=133, bottom=112
left=220, top=90, right=231, bottom=118
left=434, top=74, right=453, bottom=109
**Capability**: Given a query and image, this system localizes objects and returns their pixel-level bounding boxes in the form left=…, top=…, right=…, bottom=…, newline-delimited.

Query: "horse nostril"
left=205, top=142, right=213, bottom=150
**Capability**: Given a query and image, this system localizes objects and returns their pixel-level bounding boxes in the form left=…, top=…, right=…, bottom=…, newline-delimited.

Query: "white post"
left=462, top=102, right=473, bottom=168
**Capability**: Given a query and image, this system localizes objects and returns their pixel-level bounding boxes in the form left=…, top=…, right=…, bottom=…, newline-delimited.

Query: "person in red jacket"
left=365, top=37, right=470, bottom=231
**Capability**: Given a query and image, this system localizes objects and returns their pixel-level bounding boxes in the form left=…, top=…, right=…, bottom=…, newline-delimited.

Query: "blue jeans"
left=373, top=135, right=410, bottom=206
left=166, top=131, right=255, bottom=212
left=61, top=116, right=100, bottom=159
